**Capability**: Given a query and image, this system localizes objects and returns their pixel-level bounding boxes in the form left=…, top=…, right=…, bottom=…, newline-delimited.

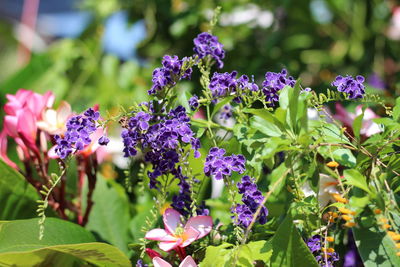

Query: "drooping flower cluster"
left=204, top=147, right=246, bottom=180
left=209, top=71, right=258, bottom=100
left=148, top=55, right=192, bottom=95
left=171, top=168, right=209, bottom=217
left=306, top=235, right=339, bottom=267
left=121, top=106, right=200, bottom=189
left=54, top=108, right=108, bottom=159
left=331, top=75, right=365, bottom=99
left=232, top=176, right=268, bottom=228
left=262, top=69, right=296, bottom=106
left=193, top=32, right=225, bottom=68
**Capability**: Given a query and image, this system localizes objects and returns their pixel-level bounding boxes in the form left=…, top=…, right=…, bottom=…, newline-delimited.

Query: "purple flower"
left=55, top=108, right=107, bottom=159
left=171, top=168, right=209, bottom=217
left=193, top=32, right=225, bottom=68
left=188, top=95, right=199, bottom=111
left=204, top=147, right=246, bottom=180
left=98, top=136, right=110, bottom=146
left=135, top=259, right=148, bottom=267
left=262, top=69, right=296, bottom=106
left=232, top=176, right=268, bottom=228
left=121, top=106, right=201, bottom=189
left=148, top=55, right=192, bottom=95
left=331, top=75, right=365, bottom=99
left=209, top=71, right=259, bottom=100
left=306, top=235, right=340, bottom=267
left=367, top=73, right=385, bottom=90
left=219, top=105, right=232, bottom=121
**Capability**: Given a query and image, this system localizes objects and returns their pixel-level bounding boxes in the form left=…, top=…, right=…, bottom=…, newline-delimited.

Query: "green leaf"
left=86, top=177, right=133, bottom=255
left=0, top=243, right=130, bottom=267
left=242, top=240, right=273, bottom=263
left=393, top=97, right=400, bottom=122
left=200, top=243, right=234, bottom=267
left=343, top=169, right=372, bottom=194
left=200, top=241, right=272, bottom=267
left=0, top=218, right=95, bottom=253
left=354, top=221, right=400, bottom=267
left=332, top=148, right=356, bottom=167
left=270, top=215, right=319, bottom=267
left=0, top=159, right=39, bottom=220
left=250, top=116, right=283, bottom=137
left=353, top=112, right=364, bottom=141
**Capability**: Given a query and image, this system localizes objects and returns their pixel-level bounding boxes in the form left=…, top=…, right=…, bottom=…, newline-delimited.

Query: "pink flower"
left=334, top=103, right=381, bottom=137
left=4, top=89, right=54, bottom=120
left=145, top=208, right=213, bottom=252
left=1, top=89, right=56, bottom=168
left=37, top=101, right=72, bottom=135
left=153, top=256, right=197, bottom=267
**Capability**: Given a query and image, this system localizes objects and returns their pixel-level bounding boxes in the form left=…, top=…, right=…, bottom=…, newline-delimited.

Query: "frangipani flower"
left=37, top=101, right=72, bottom=135
left=145, top=208, right=212, bottom=252
left=302, top=174, right=340, bottom=207
left=153, top=256, right=197, bottom=267
left=1, top=89, right=55, bottom=167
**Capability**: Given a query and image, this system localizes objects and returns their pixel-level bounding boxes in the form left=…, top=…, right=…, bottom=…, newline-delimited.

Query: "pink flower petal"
left=145, top=229, right=178, bottom=242
left=179, top=256, right=198, bottom=267
left=159, top=241, right=180, bottom=252
left=57, top=101, right=72, bottom=123
left=163, top=208, right=182, bottom=234
left=4, top=116, right=18, bottom=138
left=47, top=145, right=59, bottom=159
left=153, top=257, right=172, bottom=267
left=184, top=216, right=213, bottom=239
left=17, top=109, right=37, bottom=149
left=181, top=227, right=200, bottom=247
left=0, top=130, right=17, bottom=169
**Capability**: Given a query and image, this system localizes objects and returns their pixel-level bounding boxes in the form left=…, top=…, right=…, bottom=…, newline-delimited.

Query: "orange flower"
left=341, top=215, right=353, bottom=221
left=338, top=207, right=356, bottom=215
left=326, top=161, right=339, bottom=168
left=332, top=193, right=348, bottom=203
left=326, top=236, right=335, bottom=242
left=343, top=222, right=356, bottom=227
left=374, top=209, right=382, bottom=214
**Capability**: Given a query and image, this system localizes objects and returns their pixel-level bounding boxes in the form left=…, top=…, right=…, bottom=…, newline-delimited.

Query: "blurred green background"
left=0, top=0, right=399, bottom=111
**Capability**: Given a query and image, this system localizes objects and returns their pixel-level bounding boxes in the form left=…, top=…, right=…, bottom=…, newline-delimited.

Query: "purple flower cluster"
left=171, top=168, right=209, bottom=217
left=209, top=71, right=258, bottom=100
left=188, top=95, right=199, bottom=111
left=232, top=176, right=268, bottom=228
left=148, top=55, right=192, bottom=95
left=331, top=75, right=365, bottom=99
left=306, top=235, right=339, bottom=267
left=262, top=69, right=296, bottom=106
left=204, top=147, right=246, bottom=180
left=193, top=32, right=225, bottom=68
left=121, top=106, right=200, bottom=189
left=54, top=108, right=108, bottom=159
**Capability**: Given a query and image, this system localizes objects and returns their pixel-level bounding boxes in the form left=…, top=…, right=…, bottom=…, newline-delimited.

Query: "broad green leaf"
left=86, top=177, right=133, bottom=255
left=242, top=240, right=273, bottom=263
left=343, top=169, right=372, bottom=194
left=200, top=241, right=272, bottom=267
left=0, top=242, right=131, bottom=267
left=332, top=148, right=356, bottom=167
left=0, top=218, right=95, bottom=253
left=200, top=243, right=234, bottom=267
left=354, top=222, right=400, bottom=267
left=251, top=116, right=283, bottom=137
left=270, top=215, right=319, bottom=267
left=0, top=159, right=39, bottom=220
left=242, top=108, right=285, bottom=130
